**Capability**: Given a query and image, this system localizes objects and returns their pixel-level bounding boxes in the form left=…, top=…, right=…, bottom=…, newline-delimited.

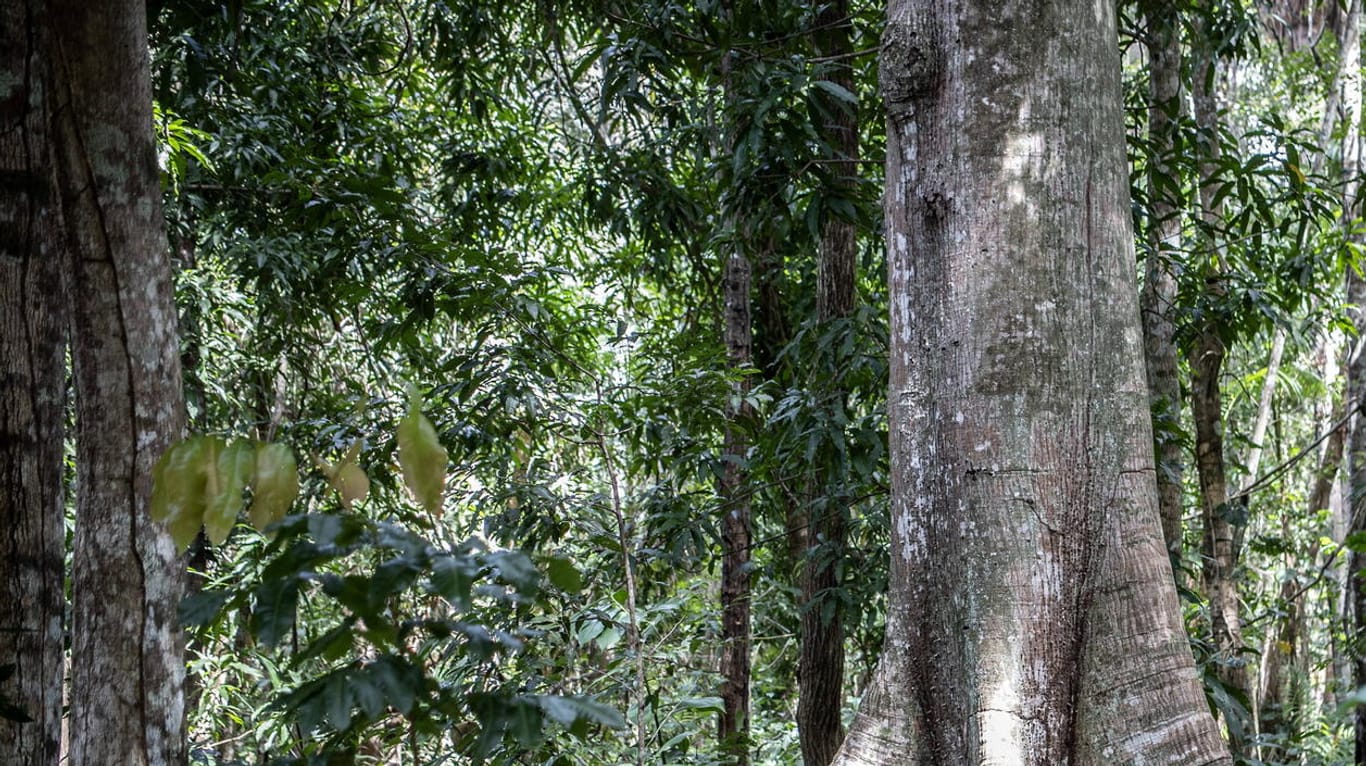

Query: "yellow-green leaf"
left=249, top=442, right=299, bottom=531
left=333, top=462, right=370, bottom=509
left=150, top=435, right=219, bottom=550
left=397, top=387, right=447, bottom=513
left=204, top=439, right=253, bottom=545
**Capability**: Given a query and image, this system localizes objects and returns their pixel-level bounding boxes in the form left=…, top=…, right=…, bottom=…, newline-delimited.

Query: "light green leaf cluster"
left=151, top=436, right=300, bottom=549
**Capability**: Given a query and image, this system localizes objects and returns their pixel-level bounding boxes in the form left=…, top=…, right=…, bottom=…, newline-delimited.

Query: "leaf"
left=812, top=79, right=857, bottom=106
left=369, top=655, right=421, bottom=716
left=150, top=435, right=217, bottom=550
left=252, top=575, right=300, bottom=647
left=249, top=442, right=299, bottom=531
left=333, top=463, right=370, bottom=509
left=536, top=695, right=626, bottom=729
left=544, top=555, right=583, bottom=593
left=204, top=439, right=254, bottom=545
left=397, top=385, right=448, bottom=513
left=488, top=550, right=540, bottom=593
left=324, top=671, right=354, bottom=731
left=179, top=589, right=232, bottom=628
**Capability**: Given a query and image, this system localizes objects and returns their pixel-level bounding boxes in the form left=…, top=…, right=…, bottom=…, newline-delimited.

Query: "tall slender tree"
left=798, top=3, right=860, bottom=765
left=1187, top=15, right=1251, bottom=751
left=831, top=0, right=1229, bottom=761
left=1138, top=0, right=1189, bottom=563
left=0, top=3, right=66, bottom=763
left=718, top=6, right=753, bottom=758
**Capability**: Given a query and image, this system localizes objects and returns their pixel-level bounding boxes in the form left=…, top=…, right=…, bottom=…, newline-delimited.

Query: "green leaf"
left=249, top=442, right=299, bottom=532
left=537, top=695, right=626, bottom=729
left=324, top=671, right=353, bottom=731
left=179, top=589, right=232, bottom=628
left=397, top=385, right=448, bottom=513
left=251, top=576, right=300, bottom=647
left=150, top=435, right=218, bottom=550
left=488, top=550, right=540, bottom=593
left=812, top=79, right=857, bottom=106
left=1346, top=531, right=1366, bottom=553
left=204, top=439, right=254, bottom=545
left=369, top=655, right=421, bottom=716
left=509, top=698, right=543, bottom=746
left=333, top=462, right=370, bottom=509
left=544, top=555, right=583, bottom=593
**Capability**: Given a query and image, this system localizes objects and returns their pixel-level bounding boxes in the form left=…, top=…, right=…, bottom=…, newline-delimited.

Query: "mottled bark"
left=1189, top=327, right=1248, bottom=733
left=719, top=240, right=753, bottom=762
left=48, top=1, right=188, bottom=763
left=831, top=1, right=1230, bottom=763
left=798, top=4, right=858, bottom=765
left=1138, top=0, right=1187, bottom=565
left=0, top=3, right=66, bottom=764
left=718, top=25, right=753, bottom=757
left=1188, top=18, right=1250, bottom=753
left=1335, top=0, right=1366, bottom=758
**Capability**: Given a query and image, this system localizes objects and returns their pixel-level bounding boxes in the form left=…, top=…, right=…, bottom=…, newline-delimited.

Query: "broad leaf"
left=205, top=439, right=254, bottom=545
left=397, top=385, right=448, bottom=513
left=249, top=441, right=299, bottom=531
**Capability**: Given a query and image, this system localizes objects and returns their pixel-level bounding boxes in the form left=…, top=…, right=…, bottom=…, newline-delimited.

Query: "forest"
left=5, top=0, right=1366, bottom=764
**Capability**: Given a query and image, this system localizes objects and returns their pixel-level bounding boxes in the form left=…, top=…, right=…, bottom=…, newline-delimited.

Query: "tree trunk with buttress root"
left=831, top=1, right=1230, bottom=763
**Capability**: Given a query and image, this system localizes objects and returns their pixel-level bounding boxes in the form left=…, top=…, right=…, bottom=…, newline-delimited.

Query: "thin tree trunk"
left=718, top=16, right=752, bottom=759
left=797, top=4, right=858, bottom=765
left=1189, top=19, right=1251, bottom=752
left=1139, top=0, right=1188, bottom=565
left=0, top=3, right=66, bottom=763
left=48, top=1, right=189, bottom=763
left=1243, top=329, right=1286, bottom=489
left=719, top=249, right=753, bottom=763
left=831, top=1, right=1230, bottom=762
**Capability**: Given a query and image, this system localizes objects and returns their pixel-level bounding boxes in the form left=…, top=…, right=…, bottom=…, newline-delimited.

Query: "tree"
left=0, top=3, right=66, bottom=763
left=832, top=1, right=1229, bottom=762
left=0, top=1, right=187, bottom=763
left=1137, top=0, right=1187, bottom=562
left=798, top=2, right=860, bottom=764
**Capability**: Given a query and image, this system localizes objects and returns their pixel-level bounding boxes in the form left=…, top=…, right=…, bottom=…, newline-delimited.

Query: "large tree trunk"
left=1138, top=0, right=1188, bottom=565
left=0, top=3, right=67, bottom=763
left=831, top=1, right=1230, bottom=763
left=48, top=1, right=189, bottom=763
left=797, top=4, right=858, bottom=765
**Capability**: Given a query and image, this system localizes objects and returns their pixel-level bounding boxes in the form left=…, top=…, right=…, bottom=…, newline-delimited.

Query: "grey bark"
left=718, top=17, right=752, bottom=759
left=48, top=1, right=188, bottom=763
left=831, top=1, right=1230, bottom=763
left=1332, top=0, right=1366, bottom=758
left=1138, top=0, right=1188, bottom=565
left=0, top=3, right=66, bottom=763
left=1187, top=16, right=1250, bottom=753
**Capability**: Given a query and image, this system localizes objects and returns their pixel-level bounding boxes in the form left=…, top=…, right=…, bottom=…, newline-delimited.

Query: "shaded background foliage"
left=131, top=0, right=1366, bottom=763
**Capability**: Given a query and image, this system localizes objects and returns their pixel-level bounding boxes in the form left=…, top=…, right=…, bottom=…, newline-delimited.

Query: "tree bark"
left=831, top=1, right=1230, bottom=763
left=718, top=18, right=752, bottom=758
left=798, top=4, right=858, bottom=765
left=719, top=248, right=753, bottom=763
left=0, top=3, right=66, bottom=763
left=1138, top=0, right=1188, bottom=566
left=1187, top=15, right=1251, bottom=753
left=1332, top=0, right=1366, bottom=758
left=48, top=1, right=189, bottom=763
